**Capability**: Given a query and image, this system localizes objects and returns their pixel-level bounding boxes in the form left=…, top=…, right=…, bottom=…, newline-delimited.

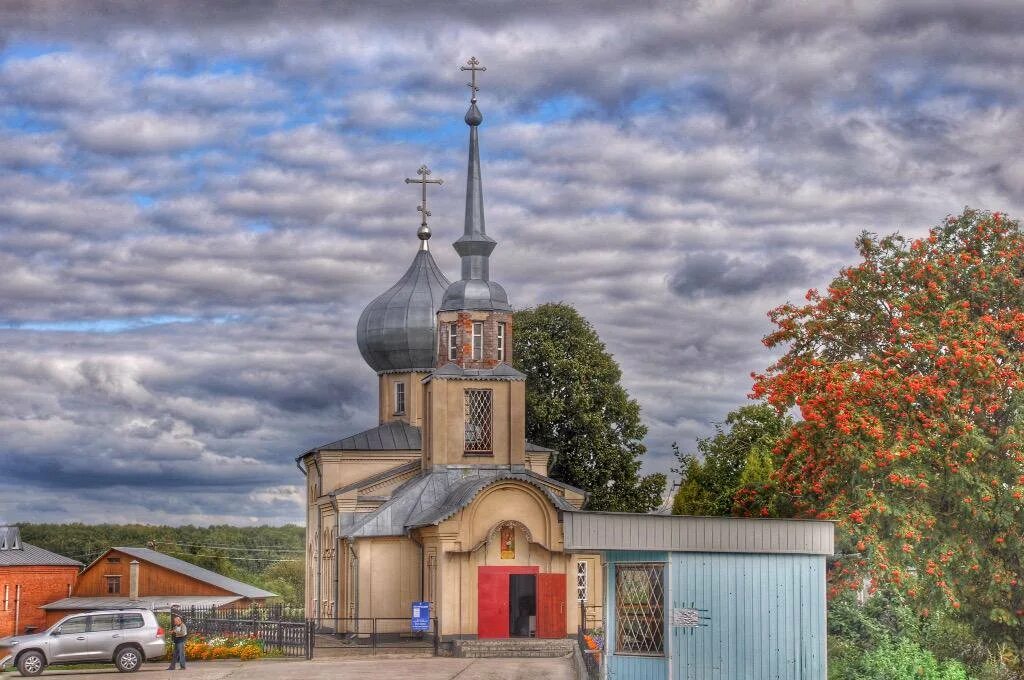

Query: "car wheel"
left=17, top=651, right=45, bottom=677
left=115, top=646, right=142, bottom=673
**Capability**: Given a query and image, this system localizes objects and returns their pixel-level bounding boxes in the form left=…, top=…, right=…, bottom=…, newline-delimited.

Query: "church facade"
left=297, top=59, right=602, bottom=640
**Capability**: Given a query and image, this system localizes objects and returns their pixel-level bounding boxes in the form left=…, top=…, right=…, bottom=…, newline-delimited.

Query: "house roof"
left=108, top=547, right=275, bottom=599
left=340, top=467, right=582, bottom=539
left=0, top=541, right=82, bottom=568
left=42, top=595, right=243, bottom=611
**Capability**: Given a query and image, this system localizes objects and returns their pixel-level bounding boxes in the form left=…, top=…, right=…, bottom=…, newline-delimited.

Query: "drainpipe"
left=332, top=499, right=340, bottom=622
left=14, top=585, right=20, bottom=635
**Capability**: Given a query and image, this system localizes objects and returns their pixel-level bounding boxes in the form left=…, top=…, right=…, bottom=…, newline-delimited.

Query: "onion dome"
left=356, top=236, right=451, bottom=373
left=439, top=58, right=512, bottom=313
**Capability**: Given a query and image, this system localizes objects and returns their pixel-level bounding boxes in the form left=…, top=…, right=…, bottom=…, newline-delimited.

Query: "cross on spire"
left=460, top=56, right=486, bottom=102
left=405, top=164, right=444, bottom=248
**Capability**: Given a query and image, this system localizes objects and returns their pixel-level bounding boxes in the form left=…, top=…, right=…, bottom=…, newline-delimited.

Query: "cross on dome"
left=460, top=56, right=486, bottom=103
left=404, top=164, right=444, bottom=249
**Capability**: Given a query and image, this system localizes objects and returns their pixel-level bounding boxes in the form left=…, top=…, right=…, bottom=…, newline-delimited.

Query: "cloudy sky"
left=1, top=1, right=1022, bottom=526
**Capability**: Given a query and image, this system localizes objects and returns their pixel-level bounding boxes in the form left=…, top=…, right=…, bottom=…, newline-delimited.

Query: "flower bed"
left=165, top=634, right=268, bottom=661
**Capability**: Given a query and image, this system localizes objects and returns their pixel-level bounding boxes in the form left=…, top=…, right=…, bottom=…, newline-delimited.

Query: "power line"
left=149, top=541, right=303, bottom=554
left=156, top=548, right=300, bottom=563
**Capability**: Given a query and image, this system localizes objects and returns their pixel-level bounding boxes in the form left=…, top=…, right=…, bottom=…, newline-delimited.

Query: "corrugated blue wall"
left=605, top=551, right=826, bottom=680
left=671, top=552, right=826, bottom=680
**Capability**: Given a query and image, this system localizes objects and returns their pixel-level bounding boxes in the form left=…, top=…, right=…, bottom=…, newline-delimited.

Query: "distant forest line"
left=18, top=523, right=305, bottom=607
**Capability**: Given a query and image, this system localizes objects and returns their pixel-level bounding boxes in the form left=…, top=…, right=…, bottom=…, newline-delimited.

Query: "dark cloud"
left=668, top=252, right=813, bottom=297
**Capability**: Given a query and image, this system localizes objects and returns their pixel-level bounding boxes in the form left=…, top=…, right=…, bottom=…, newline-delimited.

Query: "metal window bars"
left=464, top=389, right=492, bottom=452
left=614, top=563, right=664, bottom=655
left=577, top=560, right=588, bottom=602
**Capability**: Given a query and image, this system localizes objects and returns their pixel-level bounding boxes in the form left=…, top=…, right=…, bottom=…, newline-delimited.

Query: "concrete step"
left=453, top=638, right=574, bottom=658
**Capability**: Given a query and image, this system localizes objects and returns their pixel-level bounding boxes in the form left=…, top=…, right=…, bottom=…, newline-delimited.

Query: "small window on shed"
left=615, top=564, right=664, bottom=656
left=576, top=560, right=588, bottom=602
left=106, top=575, right=121, bottom=594
left=106, top=557, right=121, bottom=564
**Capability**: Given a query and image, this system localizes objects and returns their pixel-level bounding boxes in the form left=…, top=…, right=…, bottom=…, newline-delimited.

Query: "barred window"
left=394, top=381, right=406, bottom=414
left=577, top=560, right=588, bottom=602
left=615, top=564, right=664, bottom=655
left=497, top=323, right=506, bottom=361
left=472, top=322, right=484, bottom=360
left=448, top=323, right=458, bottom=361
left=464, top=389, right=492, bottom=453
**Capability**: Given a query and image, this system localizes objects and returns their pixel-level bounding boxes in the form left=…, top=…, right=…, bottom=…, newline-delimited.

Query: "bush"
left=855, top=640, right=970, bottom=680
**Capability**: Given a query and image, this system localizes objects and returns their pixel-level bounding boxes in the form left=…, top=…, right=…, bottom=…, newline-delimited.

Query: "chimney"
left=129, top=560, right=140, bottom=600
left=0, top=527, right=20, bottom=551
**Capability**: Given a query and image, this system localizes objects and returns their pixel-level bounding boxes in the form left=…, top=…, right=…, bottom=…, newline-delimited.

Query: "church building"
left=297, top=58, right=602, bottom=641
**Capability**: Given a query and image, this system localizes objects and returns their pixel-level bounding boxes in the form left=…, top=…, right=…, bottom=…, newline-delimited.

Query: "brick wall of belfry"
left=437, top=311, right=513, bottom=369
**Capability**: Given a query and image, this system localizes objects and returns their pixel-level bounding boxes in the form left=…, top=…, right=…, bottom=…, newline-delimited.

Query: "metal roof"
left=0, top=526, right=21, bottom=550
left=317, top=420, right=422, bottom=452
left=0, top=540, right=81, bottom=568
left=562, top=511, right=835, bottom=556
left=525, top=441, right=556, bottom=453
left=110, top=548, right=275, bottom=599
left=331, top=460, right=422, bottom=496
left=429, top=363, right=525, bottom=381
left=341, top=467, right=581, bottom=538
left=42, top=595, right=243, bottom=611
left=356, top=248, right=451, bottom=373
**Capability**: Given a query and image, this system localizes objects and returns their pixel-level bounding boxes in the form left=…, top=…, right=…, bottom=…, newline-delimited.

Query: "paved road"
left=3, top=656, right=576, bottom=679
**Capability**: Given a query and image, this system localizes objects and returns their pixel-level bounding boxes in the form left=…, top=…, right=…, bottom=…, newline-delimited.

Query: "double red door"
left=477, top=566, right=566, bottom=639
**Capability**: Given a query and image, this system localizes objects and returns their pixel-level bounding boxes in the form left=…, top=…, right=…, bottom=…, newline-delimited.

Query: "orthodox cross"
left=460, top=56, right=486, bottom=102
left=405, top=164, right=444, bottom=232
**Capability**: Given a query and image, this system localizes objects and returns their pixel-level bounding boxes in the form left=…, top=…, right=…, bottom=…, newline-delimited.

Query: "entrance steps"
left=453, top=638, right=575, bottom=658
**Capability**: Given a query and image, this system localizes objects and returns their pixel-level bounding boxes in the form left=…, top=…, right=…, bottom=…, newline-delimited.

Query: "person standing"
left=167, top=614, right=188, bottom=671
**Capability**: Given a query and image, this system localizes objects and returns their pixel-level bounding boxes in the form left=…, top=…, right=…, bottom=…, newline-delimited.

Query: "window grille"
left=106, top=575, right=121, bottom=595
left=577, top=560, right=588, bottom=602
left=472, top=322, right=483, bottom=360
left=615, top=564, right=664, bottom=655
left=394, top=381, right=406, bottom=414
left=464, top=389, right=493, bottom=452
left=448, top=323, right=458, bottom=360
left=497, top=323, right=506, bottom=361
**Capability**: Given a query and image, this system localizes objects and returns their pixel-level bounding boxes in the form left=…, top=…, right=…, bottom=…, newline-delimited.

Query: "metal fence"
left=189, top=617, right=314, bottom=659
left=315, top=617, right=439, bottom=655
left=578, top=603, right=604, bottom=680
left=179, top=603, right=306, bottom=623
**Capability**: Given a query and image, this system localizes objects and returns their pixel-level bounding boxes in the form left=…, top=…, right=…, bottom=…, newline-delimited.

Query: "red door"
left=536, top=572, right=567, bottom=639
left=477, top=566, right=539, bottom=639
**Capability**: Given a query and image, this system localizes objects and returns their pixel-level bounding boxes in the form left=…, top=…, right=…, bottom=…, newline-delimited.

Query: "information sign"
left=411, top=601, right=431, bottom=632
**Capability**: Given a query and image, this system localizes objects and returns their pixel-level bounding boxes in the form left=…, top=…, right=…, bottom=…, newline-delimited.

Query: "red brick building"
left=0, top=527, right=82, bottom=636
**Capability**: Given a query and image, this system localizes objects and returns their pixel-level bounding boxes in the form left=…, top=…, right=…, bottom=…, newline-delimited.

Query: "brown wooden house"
left=41, top=547, right=274, bottom=625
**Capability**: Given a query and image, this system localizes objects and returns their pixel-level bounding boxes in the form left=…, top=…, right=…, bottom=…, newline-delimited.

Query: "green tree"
left=672, top=403, right=791, bottom=516
left=749, top=209, right=1024, bottom=645
left=513, top=302, right=666, bottom=512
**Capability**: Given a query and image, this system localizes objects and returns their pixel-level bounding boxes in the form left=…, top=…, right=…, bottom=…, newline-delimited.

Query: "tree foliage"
left=672, top=403, right=791, bottom=516
left=513, top=302, right=666, bottom=512
left=747, top=209, right=1024, bottom=643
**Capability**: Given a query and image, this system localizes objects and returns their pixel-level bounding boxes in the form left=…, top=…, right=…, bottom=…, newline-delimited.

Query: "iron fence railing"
left=179, top=604, right=306, bottom=623
left=578, top=602, right=604, bottom=680
left=315, top=616, right=438, bottom=655
left=189, top=617, right=314, bottom=659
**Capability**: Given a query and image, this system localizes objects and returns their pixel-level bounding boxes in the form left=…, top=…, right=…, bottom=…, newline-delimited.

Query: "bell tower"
left=423, top=57, right=527, bottom=471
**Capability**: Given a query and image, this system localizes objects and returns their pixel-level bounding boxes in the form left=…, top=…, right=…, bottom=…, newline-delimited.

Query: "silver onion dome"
left=356, top=248, right=451, bottom=373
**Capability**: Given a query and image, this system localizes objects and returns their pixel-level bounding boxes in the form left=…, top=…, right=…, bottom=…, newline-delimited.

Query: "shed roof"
left=0, top=541, right=82, bottom=568
left=42, top=595, right=242, bottom=611
left=562, top=511, right=834, bottom=556
left=108, top=548, right=275, bottom=599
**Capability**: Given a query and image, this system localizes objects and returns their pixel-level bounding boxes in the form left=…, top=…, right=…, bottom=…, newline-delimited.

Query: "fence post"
left=432, top=618, right=438, bottom=657
left=371, top=618, right=377, bottom=655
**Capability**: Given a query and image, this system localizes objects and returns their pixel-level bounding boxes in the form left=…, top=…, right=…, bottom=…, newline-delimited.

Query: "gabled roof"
left=0, top=541, right=82, bottom=568
left=341, top=467, right=582, bottom=539
left=331, top=460, right=422, bottom=496
left=108, top=547, right=275, bottom=599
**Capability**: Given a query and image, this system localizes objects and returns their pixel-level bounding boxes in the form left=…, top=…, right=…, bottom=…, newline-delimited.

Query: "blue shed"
left=563, top=512, right=834, bottom=680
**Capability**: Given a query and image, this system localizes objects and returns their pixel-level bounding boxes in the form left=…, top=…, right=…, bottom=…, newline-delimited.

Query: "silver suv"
left=0, top=609, right=167, bottom=676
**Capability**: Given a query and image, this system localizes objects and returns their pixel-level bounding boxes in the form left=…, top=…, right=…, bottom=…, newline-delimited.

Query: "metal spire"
left=454, top=56, right=495, bottom=281
left=404, top=164, right=444, bottom=250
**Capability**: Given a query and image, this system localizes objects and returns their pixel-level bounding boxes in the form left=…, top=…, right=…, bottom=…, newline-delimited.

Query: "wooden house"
left=41, top=547, right=275, bottom=625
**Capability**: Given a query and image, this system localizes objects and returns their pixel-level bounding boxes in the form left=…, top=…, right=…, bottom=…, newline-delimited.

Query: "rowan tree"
left=747, top=209, right=1024, bottom=643
left=513, top=302, right=666, bottom=512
